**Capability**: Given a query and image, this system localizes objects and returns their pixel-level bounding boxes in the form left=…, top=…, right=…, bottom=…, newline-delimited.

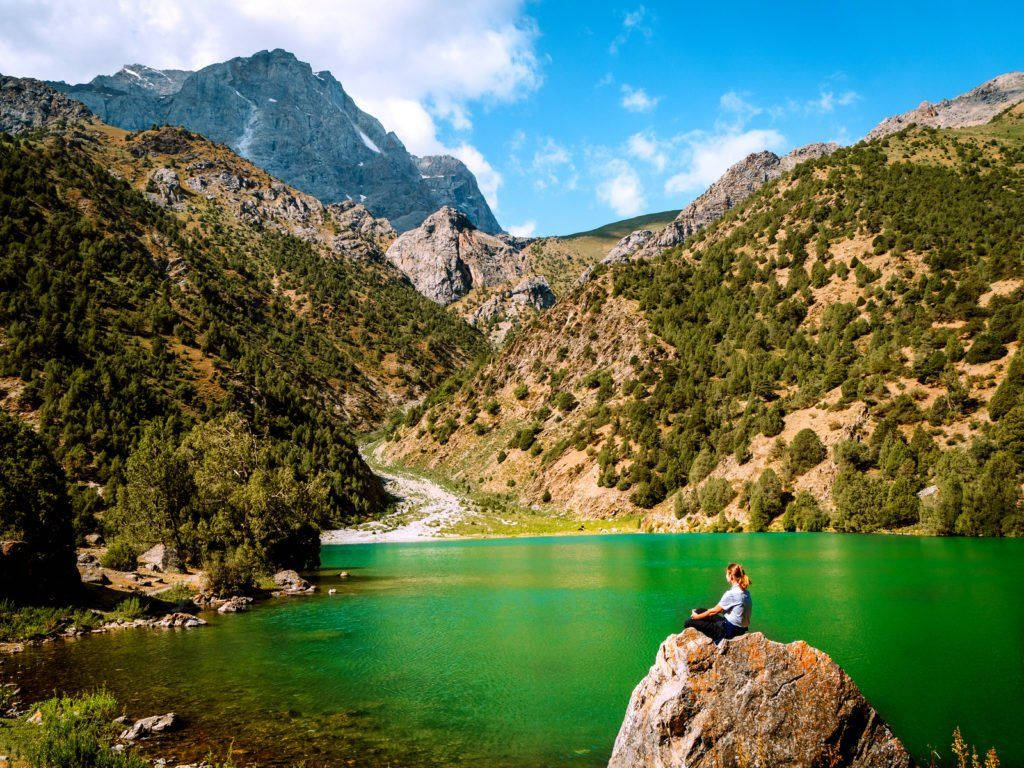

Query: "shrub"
left=790, top=429, right=826, bottom=475
left=748, top=469, right=784, bottom=532
left=760, top=403, right=785, bottom=437
left=203, top=545, right=263, bottom=596
left=964, top=334, right=1007, bottom=364
left=112, top=597, right=145, bottom=621
left=787, top=492, right=829, bottom=532
left=688, top=448, right=717, bottom=486
left=100, top=539, right=139, bottom=572
left=553, top=391, right=578, bottom=412
left=630, top=476, right=667, bottom=509
left=541, top=489, right=551, bottom=503
left=513, top=384, right=529, bottom=400
left=484, top=399, right=501, bottom=416
left=7, top=691, right=147, bottom=768
left=698, top=478, right=734, bottom=516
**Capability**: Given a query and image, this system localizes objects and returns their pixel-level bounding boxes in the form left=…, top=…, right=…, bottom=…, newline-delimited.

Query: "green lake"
left=5, top=534, right=1023, bottom=766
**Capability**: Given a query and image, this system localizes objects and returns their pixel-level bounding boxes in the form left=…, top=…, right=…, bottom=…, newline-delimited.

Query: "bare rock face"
left=0, top=75, right=92, bottom=134
left=596, top=143, right=838, bottom=272
left=609, top=629, right=912, bottom=768
left=606, top=229, right=654, bottom=265
left=469, top=275, right=556, bottom=344
left=385, top=206, right=528, bottom=305
left=867, top=71, right=1024, bottom=140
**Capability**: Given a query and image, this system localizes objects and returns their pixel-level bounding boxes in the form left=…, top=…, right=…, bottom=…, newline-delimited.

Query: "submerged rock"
left=119, top=712, right=180, bottom=741
left=608, top=629, right=911, bottom=768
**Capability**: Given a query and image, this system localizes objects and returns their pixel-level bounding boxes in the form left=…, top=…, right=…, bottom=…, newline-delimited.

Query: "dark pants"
left=684, top=608, right=747, bottom=643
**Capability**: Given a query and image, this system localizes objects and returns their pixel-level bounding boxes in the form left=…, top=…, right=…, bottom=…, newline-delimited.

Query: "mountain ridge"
left=49, top=49, right=500, bottom=233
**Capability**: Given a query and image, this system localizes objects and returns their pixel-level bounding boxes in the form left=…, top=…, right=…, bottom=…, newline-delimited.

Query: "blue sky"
left=2, top=0, right=1022, bottom=235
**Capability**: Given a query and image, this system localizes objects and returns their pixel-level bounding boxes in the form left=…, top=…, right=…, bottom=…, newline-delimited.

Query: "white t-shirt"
left=718, top=585, right=752, bottom=628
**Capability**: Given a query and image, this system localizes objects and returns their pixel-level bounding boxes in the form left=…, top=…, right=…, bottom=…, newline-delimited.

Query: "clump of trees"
left=109, top=413, right=328, bottom=593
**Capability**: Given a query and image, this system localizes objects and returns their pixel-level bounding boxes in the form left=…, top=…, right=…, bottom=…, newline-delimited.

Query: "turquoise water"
left=5, top=534, right=1024, bottom=766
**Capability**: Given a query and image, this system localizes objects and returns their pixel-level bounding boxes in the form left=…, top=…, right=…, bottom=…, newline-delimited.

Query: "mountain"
left=384, top=206, right=528, bottom=305
left=607, top=143, right=839, bottom=266
left=0, top=74, right=92, bottom=133
left=0, top=77, right=486, bottom=536
left=867, top=71, right=1024, bottom=139
left=50, top=49, right=500, bottom=233
left=379, top=94, right=1024, bottom=538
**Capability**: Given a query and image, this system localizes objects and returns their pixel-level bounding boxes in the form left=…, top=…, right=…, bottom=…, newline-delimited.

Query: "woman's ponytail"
left=727, top=562, right=751, bottom=590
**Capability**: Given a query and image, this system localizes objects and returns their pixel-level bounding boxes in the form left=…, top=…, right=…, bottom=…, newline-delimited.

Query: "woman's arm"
left=691, top=604, right=724, bottom=620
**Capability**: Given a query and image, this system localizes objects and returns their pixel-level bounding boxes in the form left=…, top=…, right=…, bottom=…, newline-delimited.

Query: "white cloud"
left=807, top=89, right=860, bottom=113
left=596, top=159, right=646, bottom=216
left=0, top=0, right=540, bottom=201
left=610, top=6, right=652, bottom=54
left=719, top=90, right=762, bottom=128
left=507, top=220, right=536, bottom=237
left=451, top=143, right=503, bottom=212
left=621, top=84, right=660, bottom=113
left=664, top=129, right=785, bottom=195
left=627, top=131, right=667, bottom=172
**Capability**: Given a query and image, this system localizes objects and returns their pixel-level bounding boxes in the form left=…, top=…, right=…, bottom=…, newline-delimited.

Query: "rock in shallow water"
left=608, top=629, right=912, bottom=768
left=119, top=712, right=180, bottom=741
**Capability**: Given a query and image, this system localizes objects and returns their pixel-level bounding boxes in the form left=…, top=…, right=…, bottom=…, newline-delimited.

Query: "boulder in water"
left=608, top=629, right=912, bottom=768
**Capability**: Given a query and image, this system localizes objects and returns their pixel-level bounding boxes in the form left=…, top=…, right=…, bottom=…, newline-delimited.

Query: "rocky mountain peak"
left=867, top=71, right=1024, bottom=139
left=0, top=74, right=93, bottom=134
left=609, top=629, right=912, bottom=768
left=603, top=141, right=838, bottom=267
left=50, top=50, right=501, bottom=234
left=385, top=206, right=527, bottom=305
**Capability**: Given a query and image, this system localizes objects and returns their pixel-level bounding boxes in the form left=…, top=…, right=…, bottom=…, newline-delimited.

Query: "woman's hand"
left=690, top=609, right=701, bottom=619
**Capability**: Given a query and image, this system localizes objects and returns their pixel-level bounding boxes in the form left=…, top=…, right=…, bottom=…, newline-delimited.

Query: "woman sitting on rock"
left=684, top=562, right=752, bottom=643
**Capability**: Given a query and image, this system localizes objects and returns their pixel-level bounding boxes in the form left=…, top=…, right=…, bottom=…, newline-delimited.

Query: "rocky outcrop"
left=385, top=206, right=527, bottom=305
left=469, top=275, right=556, bottom=344
left=416, top=154, right=501, bottom=234
left=609, top=629, right=912, bottom=768
left=0, top=75, right=92, bottom=134
left=605, top=229, right=654, bottom=265
left=610, top=143, right=839, bottom=267
left=867, top=71, right=1024, bottom=140
left=51, top=49, right=500, bottom=232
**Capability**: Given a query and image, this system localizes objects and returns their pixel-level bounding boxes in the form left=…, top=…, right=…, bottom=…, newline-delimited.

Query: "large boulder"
left=137, top=543, right=181, bottom=573
left=119, top=712, right=180, bottom=741
left=608, top=629, right=912, bottom=768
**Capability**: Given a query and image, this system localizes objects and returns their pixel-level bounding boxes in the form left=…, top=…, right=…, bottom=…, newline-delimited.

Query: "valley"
left=1, top=25, right=1023, bottom=768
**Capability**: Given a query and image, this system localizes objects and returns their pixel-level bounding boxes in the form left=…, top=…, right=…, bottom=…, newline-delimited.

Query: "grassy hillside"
left=523, top=209, right=679, bottom=297
left=0, top=116, right=486, bottom=582
left=381, top=105, right=1024, bottom=537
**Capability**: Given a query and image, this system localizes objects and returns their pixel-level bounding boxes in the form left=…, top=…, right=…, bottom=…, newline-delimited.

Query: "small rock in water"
left=216, top=596, right=252, bottom=614
left=328, top=588, right=337, bottom=595
left=338, top=571, right=349, bottom=579
left=119, top=712, right=180, bottom=742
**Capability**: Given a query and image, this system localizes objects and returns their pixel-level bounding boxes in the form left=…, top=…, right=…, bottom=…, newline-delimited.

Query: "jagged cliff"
left=50, top=50, right=500, bottom=233
left=385, top=206, right=528, bottom=305
left=610, top=142, right=839, bottom=265
left=868, top=71, right=1024, bottom=140
left=0, top=74, right=92, bottom=134
left=609, top=629, right=912, bottom=768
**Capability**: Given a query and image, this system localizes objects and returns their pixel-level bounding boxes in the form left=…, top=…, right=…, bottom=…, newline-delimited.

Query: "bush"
left=484, top=399, right=501, bottom=416
left=760, top=404, right=785, bottom=437
left=113, top=597, right=145, bottom=621
left=748, top=469, right=784, bottom=532
left=6, top=691, right=147, bottom=768
left=553, top=391, right=578, bottom=412
left=790, top=429, right=826, bottom=475
left=698, top=478, right=734, bottom=516
left=541, top=489, right=551, bottom=503
left=630, top=476, right=667, bottom=509
left=964, top=334, right=1007, bottom=364
left=513, top=384, right=529, bottom=400
left=203, top=545, right=263, bottom=596
left=787, top=492, right=829, bottom=532
left=100, top=539, right=139, bottom=572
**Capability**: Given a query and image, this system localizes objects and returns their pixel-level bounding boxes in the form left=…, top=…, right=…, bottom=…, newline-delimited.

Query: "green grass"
left=560, top=209, right=681, bottom=240
left=0, top=602, right=104, bottom=643
left=0, top=691, right=147, bottom=768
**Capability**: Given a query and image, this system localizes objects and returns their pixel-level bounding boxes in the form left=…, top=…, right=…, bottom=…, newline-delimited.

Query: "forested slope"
left=382, top=105, right=1024, bottom=537
left=0, top=107, right=486, bottom=585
